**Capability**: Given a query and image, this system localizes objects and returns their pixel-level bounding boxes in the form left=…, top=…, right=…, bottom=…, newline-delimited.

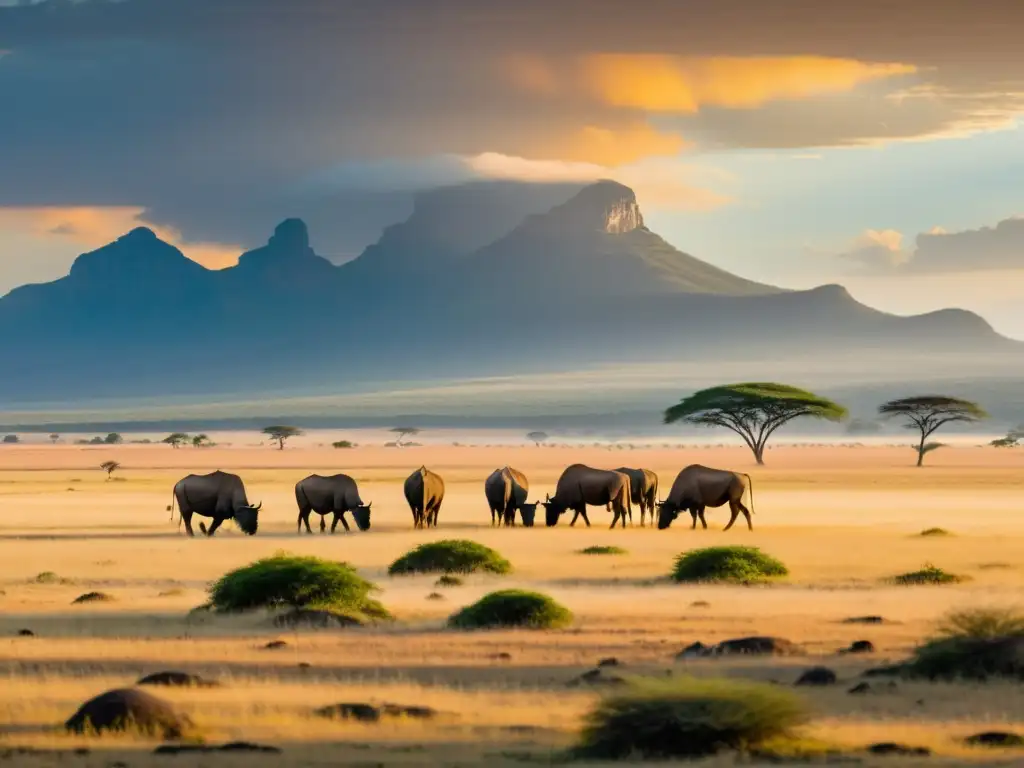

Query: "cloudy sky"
left=2, top=0, right=1024, bottom=337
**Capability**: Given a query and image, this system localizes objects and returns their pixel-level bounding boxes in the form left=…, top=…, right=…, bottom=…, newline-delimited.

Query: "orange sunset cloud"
left=509, top=54, right=918, bottom=113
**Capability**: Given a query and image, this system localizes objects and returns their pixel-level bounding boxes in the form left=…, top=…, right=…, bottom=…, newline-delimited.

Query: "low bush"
left=919, top=527, right=952, bottom=537
left=574, top=677, right=808, bottom=760
left=905, top=607, right=1024, bottom=681
left=448, top=589, right=572, bottom=630
left=671, top=547, right=788, bottom=584
left=435, top=575, right=463, bottom=587
left=891, top=563, right=966, bottom=585
left=578, top=546, right=628, bottom=556
left=388, top=540, right=511, bottom=576
left=209, top=553, right=389, bottom=621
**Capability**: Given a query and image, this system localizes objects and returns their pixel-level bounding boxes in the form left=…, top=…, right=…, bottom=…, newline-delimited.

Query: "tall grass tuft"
left=907, top=607, right=1024, bottom=681
left=575, top=677, right=809, bottom=760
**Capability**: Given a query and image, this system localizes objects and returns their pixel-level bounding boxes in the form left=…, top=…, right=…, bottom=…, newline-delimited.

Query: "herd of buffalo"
left=167, top=464, right=755, bottom=537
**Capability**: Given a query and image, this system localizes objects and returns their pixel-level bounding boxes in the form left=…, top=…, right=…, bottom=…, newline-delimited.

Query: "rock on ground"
left=65, top=688, right=196, bottom=739
left=136, top=671, right=219, bottom=688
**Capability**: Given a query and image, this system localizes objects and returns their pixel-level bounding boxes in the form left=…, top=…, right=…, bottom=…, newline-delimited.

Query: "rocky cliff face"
left=603, top=196, right=644, bottom=234
left=541, top=180, right=645, bottom=234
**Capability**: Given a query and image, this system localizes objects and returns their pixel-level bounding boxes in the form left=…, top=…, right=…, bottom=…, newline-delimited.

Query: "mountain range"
left=0, top=180, right=1017, bottom=407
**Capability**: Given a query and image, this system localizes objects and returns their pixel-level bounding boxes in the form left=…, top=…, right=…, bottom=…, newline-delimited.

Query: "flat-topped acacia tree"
left=878, top=396, right=987, bottom=466
left=262, top=425, right=303, bottom=450
left=664, top=383, right=847, bottom=465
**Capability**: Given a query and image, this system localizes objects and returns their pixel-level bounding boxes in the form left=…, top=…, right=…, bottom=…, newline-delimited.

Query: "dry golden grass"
left=0, top=439, right=1022, bottom=764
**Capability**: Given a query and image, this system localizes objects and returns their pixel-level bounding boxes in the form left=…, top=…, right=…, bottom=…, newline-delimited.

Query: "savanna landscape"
left=5, top=3, right=1024, bottom=766
left=0, top=437, right=1022, bottom=765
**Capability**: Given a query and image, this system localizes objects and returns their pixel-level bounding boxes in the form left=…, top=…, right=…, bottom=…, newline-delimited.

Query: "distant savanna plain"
left=0, top=434, right=1022, bottom=765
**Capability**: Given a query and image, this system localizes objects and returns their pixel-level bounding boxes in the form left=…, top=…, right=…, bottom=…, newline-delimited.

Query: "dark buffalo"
left=615, top=467, right=659, bottom=527
left=168, top=470, right=261, bottom=537
left=404, top=466, right=445, bottom=529
left=542, top=464, right=632, bottom=529
left=484, top=467, right=530, bottom=527
left=295, top=474, right=372, bottom=534
left=657, top=465, right=755, bottom=531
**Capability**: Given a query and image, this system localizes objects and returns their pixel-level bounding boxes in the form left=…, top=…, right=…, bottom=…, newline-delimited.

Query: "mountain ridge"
left=0, top=179, right=1015, bottom=405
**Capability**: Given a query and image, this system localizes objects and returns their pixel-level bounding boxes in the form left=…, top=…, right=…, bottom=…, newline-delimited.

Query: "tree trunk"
left=278, top=438, right=285, bottom=451
left=753, top=444, right=765, bottom=465
left=916, top=433, right=926, bottom=467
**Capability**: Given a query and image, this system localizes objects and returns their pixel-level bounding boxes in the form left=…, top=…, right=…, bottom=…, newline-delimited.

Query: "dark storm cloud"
left=2, top=0, right=1024, bottom=253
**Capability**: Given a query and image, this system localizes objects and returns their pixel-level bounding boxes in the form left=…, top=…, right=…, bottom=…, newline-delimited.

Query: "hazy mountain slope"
left=453, top=181, right=778, bottom=300
left=0, top=179, right=1015, bottom=405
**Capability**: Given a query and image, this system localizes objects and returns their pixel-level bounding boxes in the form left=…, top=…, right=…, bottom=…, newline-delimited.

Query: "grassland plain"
left=0, top=440, right=1022, bottom=765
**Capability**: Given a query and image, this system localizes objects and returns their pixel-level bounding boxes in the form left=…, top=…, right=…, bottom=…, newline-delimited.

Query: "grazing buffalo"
left=657, top=465, right=754, bottom=531
left=518, top=502, right=539, bottom=528
left=614, top=467, right=659, bottom=527
left=404, top=466, right=445, bottom=529
left=484, top=467, right=530, bottom=527
left=542, top=464, right=632, bottom=529
left=168, top=470, right=261, bottom=537
left=295, top=474, right=372, bottom=534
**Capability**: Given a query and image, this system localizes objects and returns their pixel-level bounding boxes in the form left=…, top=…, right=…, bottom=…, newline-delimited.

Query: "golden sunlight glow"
left=509, top=54, right=917, bottom=112
left=0, top=207, right=239, bottom=269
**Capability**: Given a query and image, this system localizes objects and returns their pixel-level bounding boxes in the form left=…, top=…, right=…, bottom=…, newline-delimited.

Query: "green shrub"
left=332, top=440, right=354, bottom=449
left=575, top=677, right=808, bottom=760
left=448, top=589, right=572, bottom=630
left=34, top=571, right=64, bottom=584
left=435, top=575, right=464, bottom=587
left=919, top=527, right=952, bottom=537
left=891, top=563, right=966, bottom=585
left=388, top=540, right=511, bottom=576
left=905, top=607, right=1024, bottom=682
left=935, top=607, right=1024, bottom=639
left=671, top=547, right=788, bottom=584
left=578, top=545, right=628, bottom=556
left=209, top=552, right=389, bottom=620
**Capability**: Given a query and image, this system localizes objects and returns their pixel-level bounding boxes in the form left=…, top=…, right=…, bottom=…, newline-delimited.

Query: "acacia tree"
left=878, top=396, right=988, bottom=466
left=664, top=382, right=847, bottom=465
left=390, top=427, right=420, bottom=447
left=100, top=460, right=120, bottom=479
left=162, top=432, right=189, bottom=449
left=192, top=433, right=211, bottom=448
left=49, top=433, right=60, bottom=444
left=526, top=431, right=549, bottom=447
left=262, top=425, right=303, bottom=450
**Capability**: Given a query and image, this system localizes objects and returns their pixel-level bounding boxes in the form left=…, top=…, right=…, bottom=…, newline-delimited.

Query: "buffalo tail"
left=741, top=473, right=755, bottom=515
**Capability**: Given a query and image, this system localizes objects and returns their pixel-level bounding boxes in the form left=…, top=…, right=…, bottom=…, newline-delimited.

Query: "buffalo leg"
left=698, top=507, right=708, bottom=529
left=737, top=502, right=753, bottom=531
left=334, top=512, right=350, bottom=533
left=319, top=516, right=326, bottom=533
left=580, top=507, right=591, bottom=527
left=491, top=508, right=497, bottom=526
left=609, top=509, right=619, bottom=529
left=205, top=517, right=224, bottom=536
left=723, top=502, right=740, bottom=531
left=181, top=511, right=196, bottom=537
left=298, top=509, right=312, bottom=534
left=690, top=510, right=698, bottom=530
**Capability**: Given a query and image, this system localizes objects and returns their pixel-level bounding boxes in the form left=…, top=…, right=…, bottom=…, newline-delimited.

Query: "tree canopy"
left=262, top=425, right=303, bottom=450
left=390, top=427, right=420, bottom=447
left=664, top=383, right=847, bottom=464
left=162, top=432, right=189, bottom=448
left=99, top=460, right=120, bottom=478
left=526, top=431, right=549, bottom=446
left=878, top=395, right=987, bottom=466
